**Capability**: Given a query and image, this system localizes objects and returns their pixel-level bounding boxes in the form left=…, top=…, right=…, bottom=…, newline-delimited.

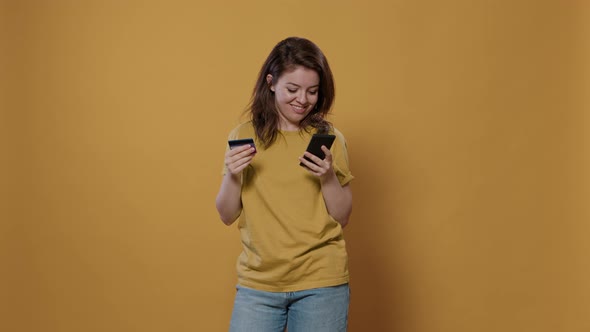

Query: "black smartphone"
left=228, top=138, right=256, bottom=152
left=300, top=134, right=336, bottom=166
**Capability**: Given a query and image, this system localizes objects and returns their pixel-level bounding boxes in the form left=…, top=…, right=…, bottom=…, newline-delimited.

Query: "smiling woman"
left=215, top=37, right=353, bottom=332
left=267, top=66, right=320, bottom=131
left=247, top=37, right=336, bottom=150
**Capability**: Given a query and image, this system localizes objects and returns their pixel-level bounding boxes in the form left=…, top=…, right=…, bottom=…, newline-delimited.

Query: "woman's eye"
left=308, top=90, right=318, bottom=95
left=287, top=89, right=297, bottom=93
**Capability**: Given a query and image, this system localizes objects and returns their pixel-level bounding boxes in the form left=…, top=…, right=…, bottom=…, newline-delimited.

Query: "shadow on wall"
left=346, top=131, right=416, bottom=332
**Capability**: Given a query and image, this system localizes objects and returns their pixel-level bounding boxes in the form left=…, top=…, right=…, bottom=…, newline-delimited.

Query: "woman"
left=216, top=36, right=354, bottom=332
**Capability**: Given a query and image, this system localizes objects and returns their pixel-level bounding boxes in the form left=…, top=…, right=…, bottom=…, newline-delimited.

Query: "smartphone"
left=300, top=134, right=336, bottom=166
left=228, top=138, right=256, bottom=152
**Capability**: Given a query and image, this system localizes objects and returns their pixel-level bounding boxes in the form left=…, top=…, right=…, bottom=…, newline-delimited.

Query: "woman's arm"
left=320, top=174, right=352, bottom=227
left=215, top=145, right=256, bottom=225
left=299, top=146, right=353, bottom=227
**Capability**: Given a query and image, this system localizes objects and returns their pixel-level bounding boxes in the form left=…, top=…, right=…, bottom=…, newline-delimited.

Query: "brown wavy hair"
left=247, top=37, right=335, bottom=149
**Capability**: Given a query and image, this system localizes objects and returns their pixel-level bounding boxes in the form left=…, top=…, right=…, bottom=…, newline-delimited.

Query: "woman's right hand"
left=217, top=144, right=255, bottom=225
left=225, top=145, right=256, bottom=175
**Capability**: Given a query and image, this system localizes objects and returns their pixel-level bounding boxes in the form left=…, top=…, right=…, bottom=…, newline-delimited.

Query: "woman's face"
left=267, top=66, right=320, bottom=131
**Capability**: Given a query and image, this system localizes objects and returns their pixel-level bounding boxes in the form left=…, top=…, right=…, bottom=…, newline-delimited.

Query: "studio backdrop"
left=2, top=1, right=588, bottom=331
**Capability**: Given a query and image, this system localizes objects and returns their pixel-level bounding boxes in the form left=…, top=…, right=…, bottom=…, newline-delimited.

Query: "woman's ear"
left=266, top=74, right=275, bottom=92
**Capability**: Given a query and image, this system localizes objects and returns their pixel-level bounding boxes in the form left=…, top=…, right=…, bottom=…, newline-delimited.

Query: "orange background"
left=2, top=1, right=589, bottom=331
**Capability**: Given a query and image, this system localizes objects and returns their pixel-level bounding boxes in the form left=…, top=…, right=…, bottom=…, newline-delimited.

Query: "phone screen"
left=300, top=134, right=336, bottom=166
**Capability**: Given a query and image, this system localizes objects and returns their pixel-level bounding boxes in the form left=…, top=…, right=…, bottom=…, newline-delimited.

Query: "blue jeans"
left=229, top=283, right=350, bottom=332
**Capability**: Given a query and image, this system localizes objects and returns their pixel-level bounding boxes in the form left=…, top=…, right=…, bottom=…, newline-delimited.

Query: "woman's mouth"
left=291, top=104, right=307, bottom=114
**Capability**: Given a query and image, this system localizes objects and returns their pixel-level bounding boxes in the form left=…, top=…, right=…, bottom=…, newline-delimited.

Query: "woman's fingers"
left=226, top=145, right=256, bottom=174
left=300, top=145, right=333, bottom=177
left=321, top=146, right=332, bottom=163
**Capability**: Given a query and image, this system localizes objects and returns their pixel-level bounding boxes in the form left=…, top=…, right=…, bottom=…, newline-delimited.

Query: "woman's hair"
left=247, top=37, right=335, bottom=148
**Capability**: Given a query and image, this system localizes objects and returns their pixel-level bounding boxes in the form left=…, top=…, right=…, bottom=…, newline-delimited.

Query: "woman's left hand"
left=299, top=145, right=335, bottom=180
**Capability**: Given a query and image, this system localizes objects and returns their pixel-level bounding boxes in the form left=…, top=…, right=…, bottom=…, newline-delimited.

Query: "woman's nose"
left=296, top=91, right=307, bottom=104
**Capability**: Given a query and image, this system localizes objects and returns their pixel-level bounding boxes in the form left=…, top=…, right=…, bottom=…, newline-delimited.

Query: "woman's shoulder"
left=330, top=126, right=348, bottom=144
left=227, top=121, right=255, bottom=139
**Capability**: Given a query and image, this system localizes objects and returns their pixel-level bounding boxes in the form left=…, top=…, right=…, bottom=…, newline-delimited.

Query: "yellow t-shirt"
left=224, top=121, right=354, bottom=292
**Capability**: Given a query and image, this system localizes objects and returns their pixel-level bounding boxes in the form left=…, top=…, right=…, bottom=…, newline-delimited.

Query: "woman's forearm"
left=215, top=173, right=243, bottom=225
left=320, top=172, right=352, bottom=227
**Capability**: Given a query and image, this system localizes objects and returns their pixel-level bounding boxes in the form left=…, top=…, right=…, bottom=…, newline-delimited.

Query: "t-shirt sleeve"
left=332, top=128, right=354, bottom=186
